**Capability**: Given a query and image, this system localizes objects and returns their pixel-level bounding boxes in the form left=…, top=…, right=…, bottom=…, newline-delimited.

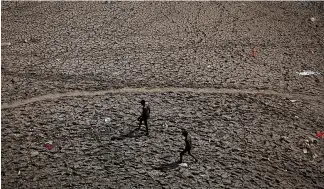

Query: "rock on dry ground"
left=1, top=1, right=324, bottom=189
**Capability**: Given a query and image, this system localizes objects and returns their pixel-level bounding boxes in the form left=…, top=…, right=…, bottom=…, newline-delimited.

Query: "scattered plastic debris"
left=45, top=141, right=53, bottom=150
left=179, top=163, right=188, bottom=167
left=105, top=117, right=111, bottom=124
left=310, top=17, right=316, bottom=22
left=2, top=42, right=11, bottom=46
left=290, top=100, right=297, bottom=103
left=307, top=137, right=318, bottom=145
left=316, top=132, right=324, bottom=138
left=46, top=141, right=53, bottom=145
left=303, top=148, right=308, bottom=154
left=207, top=65, right=211, bottom=68
left=299, top=137, right=319, bottom=159
left=31, top=151, right=39, bottom=157
left=18, top=170, right=21, bottom=175
left=295, top=116, right=299, bottom=119
left=45, top=144, right=53, bottom=150
left=296, top=71, right=321, bottom=76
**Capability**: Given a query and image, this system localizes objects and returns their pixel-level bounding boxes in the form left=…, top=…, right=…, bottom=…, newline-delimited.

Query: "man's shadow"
left=111, top=127, right=144, bottom=141
left=154, top=160, right=180, bottom=171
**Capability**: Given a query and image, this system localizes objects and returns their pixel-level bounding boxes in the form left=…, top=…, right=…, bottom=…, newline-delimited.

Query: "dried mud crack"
left=2, top=91, right=324, bottom=188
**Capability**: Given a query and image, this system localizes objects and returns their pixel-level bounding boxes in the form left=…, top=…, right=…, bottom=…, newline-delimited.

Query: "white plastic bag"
left=297, top=71, right=321, bottom=76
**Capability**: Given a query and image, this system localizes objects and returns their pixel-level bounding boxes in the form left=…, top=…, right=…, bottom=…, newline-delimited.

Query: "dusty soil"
left=1, top=1, right=324, bottom=189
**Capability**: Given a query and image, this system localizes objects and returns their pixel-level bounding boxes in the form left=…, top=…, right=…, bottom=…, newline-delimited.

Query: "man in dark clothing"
left=138, top=100, right=150, bottom=135
left=179, top=129, right=198, bottom=163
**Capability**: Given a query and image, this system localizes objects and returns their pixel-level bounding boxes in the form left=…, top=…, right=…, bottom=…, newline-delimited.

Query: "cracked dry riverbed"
left=1, top=1, right=324, bottom=189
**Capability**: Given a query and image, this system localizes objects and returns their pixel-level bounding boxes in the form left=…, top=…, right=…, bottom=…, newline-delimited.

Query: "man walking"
left=179, top=129, right=198, bottom=163
left=138, top=100, right=150, bottom=136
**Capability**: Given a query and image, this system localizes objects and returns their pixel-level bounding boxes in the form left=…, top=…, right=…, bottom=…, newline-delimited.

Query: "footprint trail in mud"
left=2, top=87, right=323, bottom=109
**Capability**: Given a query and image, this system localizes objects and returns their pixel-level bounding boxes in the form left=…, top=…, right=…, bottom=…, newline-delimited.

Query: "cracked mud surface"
left=1, top=1, right=324, bottom=189
left=2, top=93, right=324, bottom=188
left=1, top=2, right=324, bottom=104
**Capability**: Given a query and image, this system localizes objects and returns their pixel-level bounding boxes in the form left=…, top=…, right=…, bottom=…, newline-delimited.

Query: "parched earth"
left=1, top=1, right=324, bottom=189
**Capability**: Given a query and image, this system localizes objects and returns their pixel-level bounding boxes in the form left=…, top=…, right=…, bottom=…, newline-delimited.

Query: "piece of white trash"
left=297, top=71, right=321, bottom=76
left=303, top=148, right=308, bottom=154
left=290, top=100, right=297, bottom=103
left=310, top=17, right=316, bottom=22
left=46, top=141, right=53, bottom=145
left=105, top=117, right=111, bottom=124
left=179, top=163, right=188, bottom=167
left=2, top=42, right=11, bottom=46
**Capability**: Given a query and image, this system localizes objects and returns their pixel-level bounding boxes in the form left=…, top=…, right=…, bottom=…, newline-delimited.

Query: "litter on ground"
left=105, top=117, right=111, bottom=124
left=316, top=132, right=324, bottom=138
left=45, top=143, right=53, bottom=150
left=1, top=42, right=11, bottom=46
left=296, top=71, right=321, bottom=76
left=179, top=163, right=188, bottom=167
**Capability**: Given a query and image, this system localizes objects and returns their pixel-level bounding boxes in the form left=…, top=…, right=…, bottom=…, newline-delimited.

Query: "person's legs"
left=179, top=151, right=184, bottom=163
left=144, top=118, right=148, bottom=135
left=138, top=117, right=143, bottom=129
left=188, top=150, right=198, bottom=162
left=179, top=148, right=188, bottom=163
